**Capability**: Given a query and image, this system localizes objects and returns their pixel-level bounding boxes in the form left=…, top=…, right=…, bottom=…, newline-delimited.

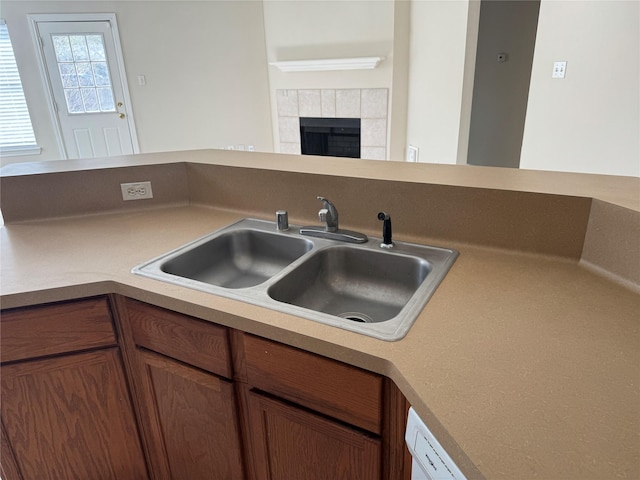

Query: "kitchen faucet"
left=317, top=196, right=338, bottom=232
left=300, top=196, right=367, bottom=243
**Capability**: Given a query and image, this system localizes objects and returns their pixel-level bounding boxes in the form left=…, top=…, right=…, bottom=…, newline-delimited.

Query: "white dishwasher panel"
left=405, top=407, right=467, bottom=480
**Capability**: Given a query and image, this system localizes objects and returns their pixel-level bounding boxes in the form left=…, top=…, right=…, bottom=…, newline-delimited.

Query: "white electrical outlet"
left=121, top=181, right=153, bottom=201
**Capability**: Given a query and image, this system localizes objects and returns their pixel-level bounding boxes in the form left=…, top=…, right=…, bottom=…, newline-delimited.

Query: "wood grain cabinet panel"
left=242, top=334, right=383, bottom=434
left=126, top=299, right=232, bottom=379
left=137, top=350, right=244, bottom=480
left=247, top=392, right=381, bottom=480
left=1, top=297, right=116, bottom=363
left=1, top=348, right=148, bottom=480
left=117, top=300, right=244, bottom=479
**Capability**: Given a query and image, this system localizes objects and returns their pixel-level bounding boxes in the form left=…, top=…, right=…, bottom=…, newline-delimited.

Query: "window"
left=51, top=33, right=116, bottom=114
left=0, top=19, right=39, bottom=155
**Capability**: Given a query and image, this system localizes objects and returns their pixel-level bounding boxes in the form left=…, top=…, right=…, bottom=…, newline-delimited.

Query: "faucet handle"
left=318, top=208, right=329, bottom=222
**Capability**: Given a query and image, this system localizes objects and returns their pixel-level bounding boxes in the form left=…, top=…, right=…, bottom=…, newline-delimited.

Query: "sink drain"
left=338, top=312, right=373, bottom=323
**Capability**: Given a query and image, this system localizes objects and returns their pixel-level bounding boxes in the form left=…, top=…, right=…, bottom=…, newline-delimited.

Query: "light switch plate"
left=552, top=61, right=567, bottom=78
left=407, top=145, right=419, bottom=163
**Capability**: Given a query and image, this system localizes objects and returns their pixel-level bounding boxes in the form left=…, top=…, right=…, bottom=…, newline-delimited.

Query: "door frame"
left=28, top=13, right=140, bottom=159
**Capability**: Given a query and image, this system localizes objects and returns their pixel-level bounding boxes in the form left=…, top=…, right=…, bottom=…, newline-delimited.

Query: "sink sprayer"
left=377, top=212, right=394, bottom=249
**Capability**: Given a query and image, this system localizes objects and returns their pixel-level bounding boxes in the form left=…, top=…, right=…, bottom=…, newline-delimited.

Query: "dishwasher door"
left=405, top=407, right=467, bottom=480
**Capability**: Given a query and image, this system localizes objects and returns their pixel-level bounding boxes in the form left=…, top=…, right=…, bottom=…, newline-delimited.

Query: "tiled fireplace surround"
left=276, top=88, right=388, bottom=160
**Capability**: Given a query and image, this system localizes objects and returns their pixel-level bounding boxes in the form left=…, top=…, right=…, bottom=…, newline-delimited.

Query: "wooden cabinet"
left=0, top=297, right=148, bottom=480
left=235, top=333, right=410, bottom=480
left=119, top=299, right=244, bottom=480
left=1, top=296, right=410, bottom=480
left=120, top=300, right=409, bottom=480
left=247, top=391, right=381, bottom=480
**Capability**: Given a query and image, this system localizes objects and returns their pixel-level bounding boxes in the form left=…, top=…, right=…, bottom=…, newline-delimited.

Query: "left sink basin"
left=135, top=219, right=314, bottom=289
left=162, top=229, right=313, bottom=288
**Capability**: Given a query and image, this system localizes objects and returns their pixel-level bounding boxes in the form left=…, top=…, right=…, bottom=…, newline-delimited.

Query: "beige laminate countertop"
left=1, top=150, right=639, bottom=479
left=1, top=205, right=638, bottom=480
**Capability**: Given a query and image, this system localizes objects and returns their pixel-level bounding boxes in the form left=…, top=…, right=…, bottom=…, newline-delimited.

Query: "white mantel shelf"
left=269, top=56, right=384, bottom=72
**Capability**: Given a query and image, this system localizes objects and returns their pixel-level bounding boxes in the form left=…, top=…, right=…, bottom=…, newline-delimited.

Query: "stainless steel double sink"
left=132, top=219, right=458, bottom=341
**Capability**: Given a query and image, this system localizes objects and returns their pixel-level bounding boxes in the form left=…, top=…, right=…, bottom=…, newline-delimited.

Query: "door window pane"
left=52, top=33, right=116, bottom=114
left=92, top=62, right=110, bottom=86
left=75, top=62, right=94, bottom=87
left=97, top=87, right=115, bottom=111
left=58, top=63, right=78, bottom=88
left=69, top=35, right=89, bottom=61
left=64, top=89, right=84, bottom=113
left=81, top=88, right=100, bottom=112
left=86, top=35, right=106, bottom=61
left=53, top=35, right=73, bottom=62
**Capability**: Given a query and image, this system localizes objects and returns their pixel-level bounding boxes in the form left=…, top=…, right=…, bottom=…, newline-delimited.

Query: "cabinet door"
left=138, top=350, right=244, bottom=480
left=1, top=348, right=148, bottom=480
left=247, top=391, right=381, bottom=480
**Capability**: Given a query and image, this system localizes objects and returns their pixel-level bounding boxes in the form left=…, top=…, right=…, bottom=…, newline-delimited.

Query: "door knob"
left=119, top=113, right=125, bottom=119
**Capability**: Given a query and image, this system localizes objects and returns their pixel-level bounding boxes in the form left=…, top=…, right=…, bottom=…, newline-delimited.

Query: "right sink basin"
left=265, top=239, right=458, bottom=340
left=267, top=246, right=431, bottom=323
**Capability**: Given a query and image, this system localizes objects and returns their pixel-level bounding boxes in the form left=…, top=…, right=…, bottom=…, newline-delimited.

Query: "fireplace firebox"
left=299, top=117, right=361, bottom=158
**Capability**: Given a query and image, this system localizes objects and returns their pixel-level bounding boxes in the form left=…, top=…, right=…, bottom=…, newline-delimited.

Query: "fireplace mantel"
left=269, top=57, right=384, bottom=72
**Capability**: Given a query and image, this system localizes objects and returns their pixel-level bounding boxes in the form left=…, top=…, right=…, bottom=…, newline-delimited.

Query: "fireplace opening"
left=300, top=117, right=361, bottom=158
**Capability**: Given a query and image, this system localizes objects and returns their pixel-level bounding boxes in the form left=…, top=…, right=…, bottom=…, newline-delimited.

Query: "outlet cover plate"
left=121, top=181, right=153, bottom=201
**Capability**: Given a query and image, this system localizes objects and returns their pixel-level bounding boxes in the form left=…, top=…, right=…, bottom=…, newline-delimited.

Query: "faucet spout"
left=317, top=196, right=338, bottom=232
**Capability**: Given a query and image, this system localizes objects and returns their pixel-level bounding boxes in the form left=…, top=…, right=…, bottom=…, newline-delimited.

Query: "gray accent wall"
left=467, top=0, right=540, bottom=169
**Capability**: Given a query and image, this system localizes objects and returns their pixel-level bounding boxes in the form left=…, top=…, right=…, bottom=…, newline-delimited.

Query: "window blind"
left=0, top=19, right=38, bottom=153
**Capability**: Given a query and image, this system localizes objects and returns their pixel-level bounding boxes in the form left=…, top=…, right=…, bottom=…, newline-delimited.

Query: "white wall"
left=520, top=0, right=640, bottom=177
left=389, top=0, right=411, bottom=162
left=262, top=0, right=394, bottom=89
left=405, top=0, right=476, bottom=165
left=1, top=0, right=274, bottom=166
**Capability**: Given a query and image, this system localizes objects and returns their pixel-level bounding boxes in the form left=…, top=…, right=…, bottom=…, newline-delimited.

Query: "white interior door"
left=33, top=17, right=136, bottom=159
